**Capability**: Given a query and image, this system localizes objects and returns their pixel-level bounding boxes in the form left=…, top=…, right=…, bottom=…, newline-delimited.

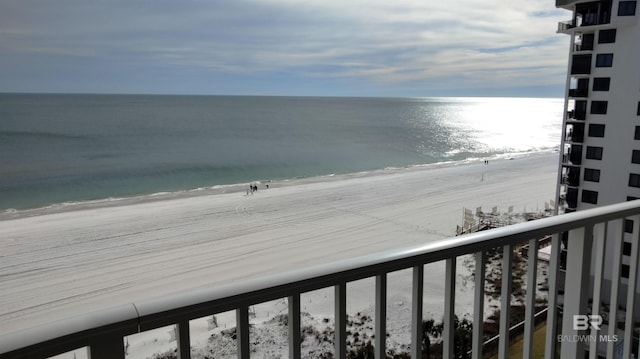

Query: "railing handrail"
left=3, top=199, right=640, bottom=357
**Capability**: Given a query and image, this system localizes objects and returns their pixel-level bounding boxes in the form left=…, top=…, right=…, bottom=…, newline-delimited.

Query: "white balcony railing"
left=2, top=200, right=640, bottom=358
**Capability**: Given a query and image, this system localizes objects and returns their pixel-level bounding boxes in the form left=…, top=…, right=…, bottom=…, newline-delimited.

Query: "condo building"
left=557, top=0, right=640, bottom=214
left=555, top=0, right=640, bottom=356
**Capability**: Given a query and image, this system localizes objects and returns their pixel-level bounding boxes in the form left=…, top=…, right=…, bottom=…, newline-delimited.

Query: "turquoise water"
left=0, top=94, right=563, bottom=210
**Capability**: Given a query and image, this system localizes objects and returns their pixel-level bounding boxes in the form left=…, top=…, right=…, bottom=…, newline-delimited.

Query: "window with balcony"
left=566, top=123, right=585, bottom=142
left=598, top=29, right=617, bottom=43
left=567, top=187, right=579, bottom=208
left=590, top=101, right=608, bottom=114
left=575, top=1, right=613, bottom=25
left=586, top=146, right=604, bottom=159
left=592, top=77, right=610, bottom=91
left=588, top=124, right=606, bottom=137
left=571, top=54, right=592, bottom=74
left=563, top=166, right=581, bottom=186
left=576, top=33, right=595, bottom=50
left=574, top=145, right=583, bottom=163
left=568, top=144, right=583, bottom=164
left=570, top=100, right=588, bottom=120
left=582, top=189, right=599, bottom=204
left=569, top=78, right=589, bottom=97
left=618, top=1, right=637, bottom=15
left=584, top=168, right=601, bottom=182
left=633, top=150, right=640, bottom=164
left=595, top=53, right=614, bottom=67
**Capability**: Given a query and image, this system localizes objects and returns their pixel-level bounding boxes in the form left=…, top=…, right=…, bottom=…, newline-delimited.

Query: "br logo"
left=573, top=315, right=602, bottom=330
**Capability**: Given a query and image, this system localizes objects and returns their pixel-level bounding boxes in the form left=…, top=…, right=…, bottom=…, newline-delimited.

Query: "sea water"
left=0, top=94, right=563, bottom=211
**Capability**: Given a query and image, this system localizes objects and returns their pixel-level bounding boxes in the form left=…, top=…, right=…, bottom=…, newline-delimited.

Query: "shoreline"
left=0, top=150, right=560, bottom=338
left=0, top=149, right=558, bottom=221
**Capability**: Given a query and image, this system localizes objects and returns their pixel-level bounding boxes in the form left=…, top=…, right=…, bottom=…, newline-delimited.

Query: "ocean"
left=0, top=94, right=563, bottom=211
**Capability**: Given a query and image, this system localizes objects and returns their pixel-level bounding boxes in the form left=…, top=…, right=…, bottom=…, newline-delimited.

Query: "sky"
left=0, top=0, right=571, bottom=98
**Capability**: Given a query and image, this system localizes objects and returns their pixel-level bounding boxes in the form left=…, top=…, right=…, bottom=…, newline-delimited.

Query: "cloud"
left=0, top=0, right=570, bottom=95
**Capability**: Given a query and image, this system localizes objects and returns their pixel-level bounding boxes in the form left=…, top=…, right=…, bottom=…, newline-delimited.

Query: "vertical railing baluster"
left=335, top=282, right=347, bottom=359
left=623, top=215, right=640, bottom=359
left=375, top=274, right=387, bottom=359
left=523, top=238, right=539, bottom=359
left=544, top=233, right=561, bottom=359
left=444, top=257, right=456, bottom=359
left=560, top=225, right=594, bottom=358
left=606, top=219, right=624, bottom=358
left=89, top=333, right=126, bottom=359
left=288, top=294, right=301, bottom=359
left=589, top=222, right=607, bottom=359
left=236, top=305, right=250, bottom=359
left=498, top=244, right=513, bottom=359
left=472, top=251, right=486, bottom=359
left=176, top=320, right=191, bottom=359
left=411, top=265, right=424, bottom=359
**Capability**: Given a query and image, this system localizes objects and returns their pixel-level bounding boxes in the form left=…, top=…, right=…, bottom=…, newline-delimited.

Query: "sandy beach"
left=0, top=152, right=559, bottom=344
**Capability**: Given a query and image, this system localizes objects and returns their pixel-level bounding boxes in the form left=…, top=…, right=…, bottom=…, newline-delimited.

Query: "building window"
left=586, top=146, right=604, bottom=159
left=582, top=189, right=599, bottom=204
left=598, top=29, right=617, bottom=43
left=590, top=101, right=608, bottom=114
left=595, top=53, right=614, bottom=67
left=584, top=168, right=601, bottom=182
left=624, top=241, right=633, bottom=255
left=588, top=124, right=606, bottom=137
left=635, top=127, right=640, bottom=139
left=618, top=1, right=637, bottom=15
left=625, top=220, right=635, bottom=233
left=572, top=54, right=593, bottom=74
left=630, top=173, right=640, bottom=187
left=637, top=102, right=640, bottom=115
left=592, top=77, right=610, bottom=91
left=622, top=264, right=631, bottom=278
left=633, top=150, right=640, bottom=164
